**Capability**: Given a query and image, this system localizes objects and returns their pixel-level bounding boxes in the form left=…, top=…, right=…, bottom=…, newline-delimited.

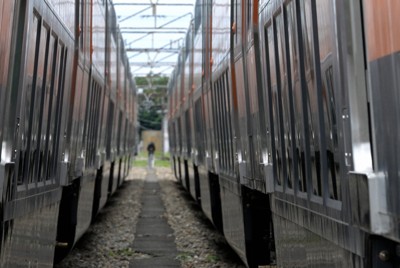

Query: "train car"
left=176, top=28, right=190, bottom=191
left=258, top=0, right=349, bottom=266
left=170, top=0, right=271, bottom=266
left=0, top=0, right=136, bottom=266
left=54, top=0, right=103, bottom=261
left=170, top=0, right=400, bottom=267
left=190, top=1, right=204, bottom=205
left=0, top=0, right=74, bottom=266
left=55, top=0, right=137, bottom=262
left=168, top=69, right=177, bottom=177
left=168, top=68, right=178, bottom=180
left=182, top=21, right=196, bottom=198
left=173, top=53, right=186, bottom=185
left=258, top=0, right=400, bottom=266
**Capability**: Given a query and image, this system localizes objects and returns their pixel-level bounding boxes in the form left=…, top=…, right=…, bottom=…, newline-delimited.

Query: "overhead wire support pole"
left=121, top=28, right=187, bottom=34
left=120, top=27, right=188, bottom=31
left=113, top=3, right=194, bottom=6
left=126, top=48, right=179, bottom=53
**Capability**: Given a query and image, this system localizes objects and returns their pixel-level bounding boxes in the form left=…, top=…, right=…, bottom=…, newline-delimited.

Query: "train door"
left=0, top=0, right=18, bottom=204
left=203, top=0, right=215, bottom=173
left=243, top=0, right=266, bottom=191
left=0, top=0, right=19, bottom=205
left=231, top=0, right=252, bottom=186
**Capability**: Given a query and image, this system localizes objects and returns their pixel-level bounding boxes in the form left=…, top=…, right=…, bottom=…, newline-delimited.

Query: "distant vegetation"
left=135, top=75, right=169, bottom=134
left=133, top=151, right=171, bottom=168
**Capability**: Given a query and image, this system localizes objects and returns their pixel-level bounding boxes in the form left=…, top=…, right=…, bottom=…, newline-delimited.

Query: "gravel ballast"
left=56, top=167, right=245, bottom=267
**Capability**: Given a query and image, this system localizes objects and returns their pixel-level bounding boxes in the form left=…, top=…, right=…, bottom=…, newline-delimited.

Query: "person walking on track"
left=147, top=142, right=156, bottom=169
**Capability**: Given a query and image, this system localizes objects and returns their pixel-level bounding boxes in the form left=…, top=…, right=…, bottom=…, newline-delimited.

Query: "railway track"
left=56, top=167, right=245, bottom=268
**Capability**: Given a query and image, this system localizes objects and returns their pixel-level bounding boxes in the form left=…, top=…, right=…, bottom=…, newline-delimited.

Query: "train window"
left=264, top=23, right=279, bottom=186
left=178, top=118, right=182, bottom=154
left=194, top=99, right=204, bottom=164
left=84, top=79, right=93, bottom=165
left=86, top=80, right=93, bottom=163
left=223, top=71, right=232, bottom=171
left=233, top=0, right=242, bottom=46
left=117, top=110, right=123, bottom=154
left=315, top=0, right=341, bottom=201
left=79, top=0, right=85, bottom=51
left=92, top=82, right=98, bottom=163
left=221, top=75, right=228, bottom=171
left=275, top=12, right=292, bottom=190
left=214, top=80, right=220, bottom=167
left=228, top=72, right=234, bottom=170
left=175, top=120, right=178, bottom=155
left=29, top=23, right=50, bottom=183
left=217, top=78, right=224, bottom=169
left=299, top=0, right=323, bottom=197
left=96, top=85, right=102, bottom=154
left=194, top=0, right=201, bottom=33
left=269, top=18, right=284, bottom=187
left=106, top=101, right=114, bottom=159
left=38, top=32, right=56, bottom=182
left=46, top=41, right=63, bottom=180
left=23, top=19, right=49, bottom=184
left=186, top=110, right=192, bottom=156
left=221, top=76, right=228, bottom=170
left=247, top=0, right=251, bottom=30
left=18, top=13, right=39, bottom=185
left=225, top=72, right=233, bottom=171
left=92, top=82, right=99, bottom=163
left=124, top=118, right=128, bottom=152
left=212, top=80, right=220, bottom=167
left=53, top=45, right=68, bottom=180
left=286, top=1, right=306, bottom=193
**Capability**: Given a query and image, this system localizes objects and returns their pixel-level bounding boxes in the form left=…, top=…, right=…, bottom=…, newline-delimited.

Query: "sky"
left=113, top=0, right=196, bottom=77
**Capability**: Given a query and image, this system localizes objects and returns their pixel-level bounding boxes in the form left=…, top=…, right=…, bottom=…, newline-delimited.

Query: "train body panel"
left=1, top=193, right=61, bottom=267
left=99, top=160, right=112, bottom=209
left=74, top=170, right=96, bottom=242
left=219, top=174, right=246, bottom=260
left=258, top=0, right=357, bottom=266
left=0, top=0, right=75, bottom=265
left=361, top=0, right=400, bottom=243
left=169, top=0, right=400, bottom=267
left=0, top=0, right=137, bottom=265
left=272, top=209, right=364, bottom=268
left=167, top=0, right=274, bottom=266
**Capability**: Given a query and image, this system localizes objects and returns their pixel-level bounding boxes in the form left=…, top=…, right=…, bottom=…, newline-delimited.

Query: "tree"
left=136, top=74, right=169, bottom=135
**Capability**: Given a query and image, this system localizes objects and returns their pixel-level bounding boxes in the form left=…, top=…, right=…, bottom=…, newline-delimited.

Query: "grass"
left=108, top=247, right=134, bottom=258
left=176, top=252, right=194, bottom=261
left=133, top=151, right=171, bottom=168
left=206, top=254, right=220, bottom=262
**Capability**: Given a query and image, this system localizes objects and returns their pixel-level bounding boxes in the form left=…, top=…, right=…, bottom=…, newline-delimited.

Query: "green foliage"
left=152, top=76, right=169, bottom=86
left=108, top=247, right=134, bottom=258
left=135, top=76, right=148, bottom=86
left=206, top=254, right=220, bottom=262
left=135, top=75, right=169, bottom=132
left=133, top=151, right=170, bottom=168
left=139, top=108, right=163, bottom=130
left=135, top=75, right=168, bottom=87
left=155, top=159, right=171, bottom=167
left=176, top=252, right=194, bottom=261
left=133, top=159, right=148, bottom=167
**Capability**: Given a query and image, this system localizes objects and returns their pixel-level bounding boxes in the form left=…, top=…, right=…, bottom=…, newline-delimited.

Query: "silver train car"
left=168, top=0, right=400, bottom=267
left=0, top=0, right=137, bottom=266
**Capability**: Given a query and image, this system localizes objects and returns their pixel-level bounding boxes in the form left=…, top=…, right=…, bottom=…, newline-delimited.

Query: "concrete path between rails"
left=130, top=169, right=180, bottom=267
